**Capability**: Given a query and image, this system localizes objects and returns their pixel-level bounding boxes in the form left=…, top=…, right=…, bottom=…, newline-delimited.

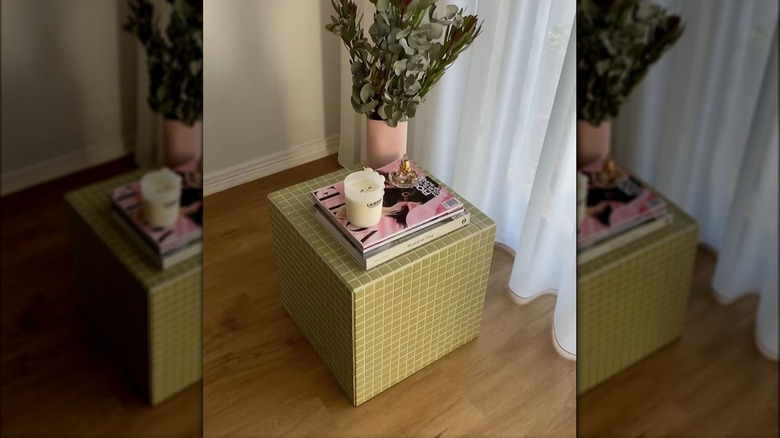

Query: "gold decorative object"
left=388, top=154, right=420, bottom=188
left=593, top=158, right=620, bottom=186
left=183, top=158, right=204, bottom=189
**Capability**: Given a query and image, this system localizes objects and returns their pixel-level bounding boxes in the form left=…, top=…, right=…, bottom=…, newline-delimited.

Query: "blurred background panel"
left=577, top=0, right=778, bottom=436
left=1, top=1, right=201, bottom=437
left=1, top=0, right=140, bottom=195
left=202, top=0, right=341, bottom=194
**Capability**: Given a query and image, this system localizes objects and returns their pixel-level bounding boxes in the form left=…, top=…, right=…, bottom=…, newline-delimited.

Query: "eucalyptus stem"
left=326, top=0, right=482, bottom=127
left=124, top=0, right=202, bottom=126
left=577, top=0, right=683, bottom=125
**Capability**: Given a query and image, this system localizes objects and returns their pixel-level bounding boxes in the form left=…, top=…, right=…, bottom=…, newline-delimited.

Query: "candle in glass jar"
left=141, top=168, right=182, bottom=228
left=344, top=168, right=385, bottom=228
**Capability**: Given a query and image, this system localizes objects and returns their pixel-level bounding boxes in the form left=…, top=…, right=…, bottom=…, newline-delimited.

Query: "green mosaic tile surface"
left=67, top=171, right=202, bottom=405
left=577, top=198, right=698, bottom=395
left=65, top=171, right=201, bottom=289
left=149, top=261, right=202, bottom=405
left=269, top=165, right=496, bottom=406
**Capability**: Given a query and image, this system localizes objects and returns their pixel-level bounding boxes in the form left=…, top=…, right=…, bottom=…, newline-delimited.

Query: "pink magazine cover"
left=108, top=178, right=202, bottom=255
left=311, top=157, right=463, bottom=252
left=577, top=158, right=667, bottom=249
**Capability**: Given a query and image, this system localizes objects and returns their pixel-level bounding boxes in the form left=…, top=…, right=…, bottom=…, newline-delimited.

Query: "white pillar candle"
left=344, top=168, right=385, bottom=228
left=140, top=168, right=182, bottom=228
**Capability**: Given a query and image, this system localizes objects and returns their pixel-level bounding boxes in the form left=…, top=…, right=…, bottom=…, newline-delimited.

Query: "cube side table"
left=577, top=196, right=699, bottom=394
left=269, top=166, right=496, bottom=406
left=66, top=171, right=202, bottom=406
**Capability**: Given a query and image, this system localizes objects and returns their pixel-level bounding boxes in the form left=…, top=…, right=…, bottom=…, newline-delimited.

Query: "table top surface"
left=65, top=170, right=201, bottom=290
left=578, top=193, right=698, bottom=278
left=268, top=165, right=496, bottom=291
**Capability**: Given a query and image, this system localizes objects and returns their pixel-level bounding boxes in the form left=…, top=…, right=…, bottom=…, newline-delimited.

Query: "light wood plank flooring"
left=579, top=247, right=779, bottom=438
left=5, top=154, right=774, bottom=437
left=203, top=154, right=577, bottom=437
left=1, top=157, right=202, bottom=438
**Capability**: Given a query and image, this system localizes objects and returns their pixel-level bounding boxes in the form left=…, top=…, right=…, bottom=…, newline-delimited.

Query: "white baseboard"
left=1, top=137, right=134, bottom=196
left=203, top=136, right=339, bottom=197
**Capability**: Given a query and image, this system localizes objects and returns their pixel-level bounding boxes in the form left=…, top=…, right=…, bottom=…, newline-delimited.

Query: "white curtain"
left=612, top=0, right=778, bottom=359
left=337, top=0, right=577, bottom=358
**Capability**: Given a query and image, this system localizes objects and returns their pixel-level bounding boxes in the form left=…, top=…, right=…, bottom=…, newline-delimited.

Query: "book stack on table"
left=577, top=158, right=673, bottom=264
left=311, top=157, right=470, bottom=270
left=108, top=175, right=203, bottom=270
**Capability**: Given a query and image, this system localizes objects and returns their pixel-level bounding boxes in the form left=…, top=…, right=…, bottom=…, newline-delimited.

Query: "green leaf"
left=393, top=59, right=408, bottom=75
left=429, top=42, right=443, bottom=60
left=444, top=4, right=459, bottom=19
left=396, top=27, right=411, bottom=39
left=360, top=83, right=375, bottom=103
left=352, top=99, right=364, bottom=113
left=376, top=0, right=389, bottom=12
left=399, top=38, right=414, bottom=55
left=407, top=54, right=428, bottom=72
left=361, top=100, right=379, bottom=113
left=189, top=60, right=202, bottom=75
left=369, top=22, right=380, bottom=39
left=406, top=79, right=422, bottom=94
left=407, top=101, right=419, bottom=118
left=422, top=22, right=443, bottom=39
left=156, top=84, right=169, bottom=101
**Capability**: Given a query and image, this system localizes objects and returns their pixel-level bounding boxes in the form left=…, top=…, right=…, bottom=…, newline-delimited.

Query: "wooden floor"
left=0, top=157, right=202, bottom=438
left=202, top=154, right=576, bottom=437
left=3, top=154, right=776, bottom=438
left=579, top=247, right=779, bottom=438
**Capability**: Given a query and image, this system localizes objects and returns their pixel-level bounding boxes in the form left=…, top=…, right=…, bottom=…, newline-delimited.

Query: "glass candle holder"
left=344, top=168, right=385, bottom=228
left=141, top=168, right=182, bottom=228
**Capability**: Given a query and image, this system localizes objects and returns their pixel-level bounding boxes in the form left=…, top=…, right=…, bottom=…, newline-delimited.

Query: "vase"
left=577, top=120, right=611, bottom=169
left=163, top=119, right=202, bottom=172
left=365, top=118, right=407, bottom=169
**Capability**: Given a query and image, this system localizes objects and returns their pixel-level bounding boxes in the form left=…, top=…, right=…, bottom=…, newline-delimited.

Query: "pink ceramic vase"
left=365, top=118, right=407, bottom=169
left=163, top=119, right=202, bottom=172
left=577, top=120, right=611, bottom=169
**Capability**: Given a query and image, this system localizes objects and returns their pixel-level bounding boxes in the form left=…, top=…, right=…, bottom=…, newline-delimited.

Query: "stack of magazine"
left=108, top=176, right=203, bottom=270
left=577, top=158, right=673, bottom=264
left=311, top=157, right=470, bottom=269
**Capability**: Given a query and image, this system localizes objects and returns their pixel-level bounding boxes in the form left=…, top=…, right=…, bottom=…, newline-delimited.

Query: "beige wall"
left=1, top=0, right=137, bottom=195
left=1, top=0, right=341, bottom=195
left=203, top=0, right=341, bottom=192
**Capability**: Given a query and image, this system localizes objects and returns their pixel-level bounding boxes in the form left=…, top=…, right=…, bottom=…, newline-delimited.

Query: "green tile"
left=269, top=165, right=496, bottom=406
left=67, top=171, right=202, bottom=405
left=577, top=197, right=698, bottom=394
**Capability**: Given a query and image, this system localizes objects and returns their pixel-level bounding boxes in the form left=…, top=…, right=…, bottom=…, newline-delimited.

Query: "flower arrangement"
left=326, top=0, right=482, bottom=127
left=577, top=0, right=684, bottom=125
left=124, top=0, right=203, bottom=126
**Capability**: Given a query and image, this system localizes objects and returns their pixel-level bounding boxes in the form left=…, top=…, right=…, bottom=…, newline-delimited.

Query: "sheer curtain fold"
left=613, top=0, right=778, bottom=359
left=336, top=0, right=577, bottom=357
